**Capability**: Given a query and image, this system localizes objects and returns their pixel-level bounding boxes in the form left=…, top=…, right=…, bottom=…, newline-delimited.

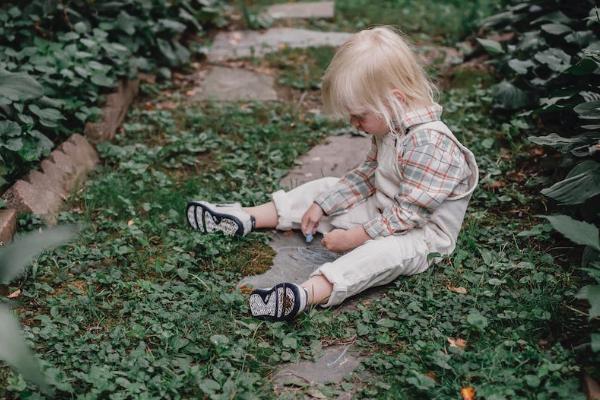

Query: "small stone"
left=0, top=209, right=17, bottom=245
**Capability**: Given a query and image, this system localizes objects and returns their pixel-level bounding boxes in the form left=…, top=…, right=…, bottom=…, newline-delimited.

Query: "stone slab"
left=195, top=67, right=278, bottom=102
left=264, top=1, right=334, bottom=20
left=0, top=209, right=17, bottom=246
left=280, top=134, right=372, bottom=189
left=273, top=344, right=362, bottom=388
left=208, top=28, right=352, bottom=62
left=239, top=230, right=337, bottom=289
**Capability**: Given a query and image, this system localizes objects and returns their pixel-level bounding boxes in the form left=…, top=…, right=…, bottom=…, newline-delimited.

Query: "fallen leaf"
left=447, top=285, right=467, bottom=294
left=7, top=289, right=21, bottom=299
left=157, top=101, right=177, bottom=110
left=529, top=147, right=545, bottom=157
left=461, top=386, right=476, bottom=400
left=485, top=180, right=506, bottom=190
left=425, top=371, right=437, bottom=382
left=448, top=337, right=467, bottom=349
left=127, top=219, right=134, bottom=226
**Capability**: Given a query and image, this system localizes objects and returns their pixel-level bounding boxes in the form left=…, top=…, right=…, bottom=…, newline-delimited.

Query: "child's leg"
left=309, top=229, right=431, bottom=307
left=243, top=202, right=278, bottom=229
left=301, top=275, right=334, bottom=305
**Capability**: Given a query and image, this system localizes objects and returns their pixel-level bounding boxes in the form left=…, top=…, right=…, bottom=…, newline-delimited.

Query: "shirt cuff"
left=314, top=192, right=337, bottom=216
left=363, top=216, right=393, bottom=239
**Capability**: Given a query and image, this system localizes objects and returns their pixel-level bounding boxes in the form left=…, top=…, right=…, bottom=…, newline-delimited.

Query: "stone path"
left=192, top=2, right=464, bottom=395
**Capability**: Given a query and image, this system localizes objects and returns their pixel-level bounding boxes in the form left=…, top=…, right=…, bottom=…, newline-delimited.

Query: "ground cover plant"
left=0, top=0, right=228, bottom=190
left=476, top=0, right=600, bottom=363
left=2, top=0, right=598, bottom=398
left=1, top=65, right=591, bottom=398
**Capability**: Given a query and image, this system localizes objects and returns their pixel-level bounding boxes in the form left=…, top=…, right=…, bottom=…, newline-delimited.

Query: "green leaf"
left=158, top=19, right=187, bottom=33
left=476, top=38, right=504, bottom=55
left=541, top=23, right=571, bottom=36
left=157, top=39, right=178, bottom=66
left=0, top=121, right=22, bottom=137
left=575, top=101, right=600, bottom=120
left=282, top=337, right=298, bottom=349
left=466, top=310, right=488, bottom=330
left=0, top=225, right=79, bottom=284
left=542, top=215, right=600, bottom=251
left=491, top=81, right=529, bottom=110
left=575, top=285, right=600, bottom=318
left=541, top=161, right=600, bottom=205
left=406, top=371, right=436, bottom=390
left=1, top=138, right=22, bottom=151
left=91, top=73, right=115, bottom=88
left=0, top=305, right=50, bottom=393
left=592, top=333, right=600, bottom=352
left=508, top=59, right=535, bottom=74
left=534, top=48, right=571, bottom=72
left=528, top=133, right=600, bottom=153
left=28, top=104, right=63, bottom=121
left=0, top=69, right=44, bottom=102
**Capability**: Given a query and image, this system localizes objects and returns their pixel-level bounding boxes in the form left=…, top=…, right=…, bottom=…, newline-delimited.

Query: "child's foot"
left=249, top=282, right=308, bottom=321
left=186, top=201, right=255, bottom=236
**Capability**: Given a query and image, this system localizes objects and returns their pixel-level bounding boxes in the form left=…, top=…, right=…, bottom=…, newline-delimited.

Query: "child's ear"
left=391, top=89, right=407, bottom=104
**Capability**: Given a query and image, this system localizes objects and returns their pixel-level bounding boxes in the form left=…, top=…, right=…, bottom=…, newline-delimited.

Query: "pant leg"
left=271, top=177, right=379, bottom=233
left=309, top=228, right=431, bottom=307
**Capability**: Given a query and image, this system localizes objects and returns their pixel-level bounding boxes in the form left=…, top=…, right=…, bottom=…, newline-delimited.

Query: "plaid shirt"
left=315, top=104, right=472, bottom=238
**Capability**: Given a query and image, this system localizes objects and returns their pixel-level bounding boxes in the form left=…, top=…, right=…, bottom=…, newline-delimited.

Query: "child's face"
left=349, top=111, right=389, bottom=137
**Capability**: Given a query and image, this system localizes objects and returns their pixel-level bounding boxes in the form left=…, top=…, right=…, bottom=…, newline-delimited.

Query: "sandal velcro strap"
left=249, top=283, right=305, bottom=321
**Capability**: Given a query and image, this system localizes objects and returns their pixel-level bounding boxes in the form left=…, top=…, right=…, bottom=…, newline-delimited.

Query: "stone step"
left=263, top=1, right=335, bottom=20
left=194, top=66, right=278, bottom=102
left=208, top=28, right=352, bottom=63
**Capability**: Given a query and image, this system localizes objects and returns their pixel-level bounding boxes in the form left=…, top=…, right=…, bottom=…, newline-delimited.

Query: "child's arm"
left=363, top=130, right=469, bottom=239
left=313, top=136, right=378, bottom=216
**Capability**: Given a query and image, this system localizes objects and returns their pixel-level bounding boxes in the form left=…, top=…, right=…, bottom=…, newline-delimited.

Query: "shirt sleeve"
left=315, top=136, right=378, bottom=216
left=363, top=130, right=469, bottom=238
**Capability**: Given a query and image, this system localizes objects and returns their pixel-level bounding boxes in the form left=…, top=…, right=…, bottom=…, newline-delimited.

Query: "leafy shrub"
left=477, top=0, right=600, bottom=352
left=0, top=0, right=228, bottom=189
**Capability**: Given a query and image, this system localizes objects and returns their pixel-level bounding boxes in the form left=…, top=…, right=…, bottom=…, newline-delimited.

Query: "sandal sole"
left=186, top=201, right=245, bottom=237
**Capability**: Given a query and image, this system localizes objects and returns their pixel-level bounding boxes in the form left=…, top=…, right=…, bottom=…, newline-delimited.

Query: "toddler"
left=187, top=26, right=478, bottom=321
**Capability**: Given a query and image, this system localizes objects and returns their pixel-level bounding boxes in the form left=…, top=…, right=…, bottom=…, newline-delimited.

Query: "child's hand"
left=301, top=203, right=324, bottom=235
left=322, top=226, right=371, bottom=253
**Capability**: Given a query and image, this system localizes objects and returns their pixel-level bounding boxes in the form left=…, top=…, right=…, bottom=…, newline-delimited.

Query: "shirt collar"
left=394, top=103, right=443, bottom=136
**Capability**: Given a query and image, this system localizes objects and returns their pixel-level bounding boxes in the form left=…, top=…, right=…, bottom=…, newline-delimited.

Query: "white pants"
left=271, top=177, right=432, bottom=307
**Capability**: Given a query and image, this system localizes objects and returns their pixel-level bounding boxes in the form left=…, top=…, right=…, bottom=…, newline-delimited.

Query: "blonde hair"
left=321, top=26, right=437, bottom=133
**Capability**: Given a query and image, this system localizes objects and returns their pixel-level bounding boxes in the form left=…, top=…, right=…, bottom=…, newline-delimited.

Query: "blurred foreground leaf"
left=0, top=305, right=50, bottom=393
left=0, top=224, right=79, bottom=284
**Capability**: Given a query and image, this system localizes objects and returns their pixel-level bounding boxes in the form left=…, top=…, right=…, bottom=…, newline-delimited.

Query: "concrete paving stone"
left=273, top=344, right=363, bottom=388
left=25, top=170, right=68, bottom=200
left=2, top=180, right=62, bottom=221
left=195, top=67, right=278, bottom=102
left=280, top=134, right=372, bottom=189
left=49, top=150, right=81, bottom=189
left=264, top=1, right=335, bottom=20
left=208, top=28, right=352, bottom=62
left=0, top=209, right=17, bottom=245
left=238, top=230, right=337, bottom=289
left=60, top=134, right=100, bottom=170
